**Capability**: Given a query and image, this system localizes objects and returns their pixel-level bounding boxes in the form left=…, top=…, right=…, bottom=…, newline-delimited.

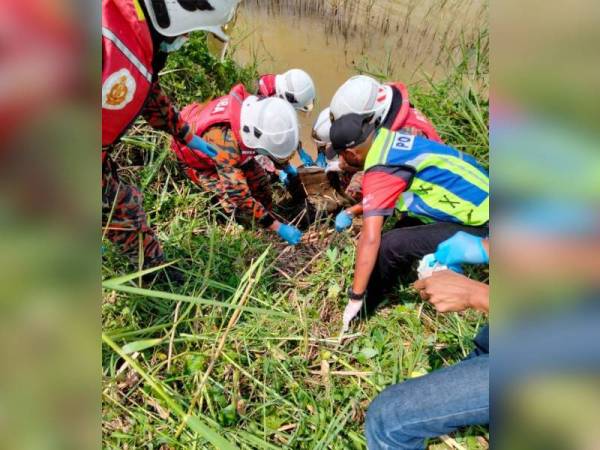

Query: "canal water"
left=229, top=0, right=487, bottom=155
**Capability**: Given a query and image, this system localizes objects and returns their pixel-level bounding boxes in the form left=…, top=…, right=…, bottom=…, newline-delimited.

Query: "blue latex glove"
left=279, top=170, right=289, bottom=186
left=188, top=135, right=217, bottom=158
left=284, top=164, right=298, bottom=177
left=279, top=164, right=298, bottom=185
left=335, top=210, right=353, bottom=232
left=422, top=253, right=463, bottom=274
left=316, top=151, right=327, bottom=168
left=434, top=231, right=489, bottom=266
left=277, top=223, right=303, bottom=245
left=298, top=148, right=315, bottom=167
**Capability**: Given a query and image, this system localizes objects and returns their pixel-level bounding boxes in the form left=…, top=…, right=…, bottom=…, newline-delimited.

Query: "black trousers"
left=366, top=220, right=489, bottom=309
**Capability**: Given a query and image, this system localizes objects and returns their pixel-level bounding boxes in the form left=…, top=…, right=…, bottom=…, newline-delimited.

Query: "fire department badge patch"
left=102, top=69, right=136, bottom=110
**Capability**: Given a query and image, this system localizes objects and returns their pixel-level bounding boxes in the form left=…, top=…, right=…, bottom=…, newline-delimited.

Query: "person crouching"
left=171, top=85, right=303, bottom=245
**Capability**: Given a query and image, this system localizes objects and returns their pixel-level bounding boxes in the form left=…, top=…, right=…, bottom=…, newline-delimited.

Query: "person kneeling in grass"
left=329, top=114, right=489, bottom=327
left=365, top=233, right=489, bottom=450
left=171, top=88, right=304, bottom=246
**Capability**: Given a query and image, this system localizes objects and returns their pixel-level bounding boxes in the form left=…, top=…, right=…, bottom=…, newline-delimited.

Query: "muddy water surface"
left=230, top=0, right=486, bottom=155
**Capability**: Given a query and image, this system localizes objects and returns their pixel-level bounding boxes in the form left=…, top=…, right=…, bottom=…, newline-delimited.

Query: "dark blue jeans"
left=365, top=326, right=489, bottom=450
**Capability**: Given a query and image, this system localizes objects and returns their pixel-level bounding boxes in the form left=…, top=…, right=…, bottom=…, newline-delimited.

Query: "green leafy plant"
left=102, top=17, right=489, bottom=450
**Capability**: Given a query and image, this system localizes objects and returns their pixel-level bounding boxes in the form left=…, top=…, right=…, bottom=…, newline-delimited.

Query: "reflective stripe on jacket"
left=102, top=0, right=154, bottom=146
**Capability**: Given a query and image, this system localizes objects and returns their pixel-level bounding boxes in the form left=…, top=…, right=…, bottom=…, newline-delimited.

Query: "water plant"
left=103, top=12, right=489, bottom=448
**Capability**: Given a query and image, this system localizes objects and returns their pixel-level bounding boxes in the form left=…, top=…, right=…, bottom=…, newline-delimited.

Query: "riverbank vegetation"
left=102, top=25, right=489, bottom=449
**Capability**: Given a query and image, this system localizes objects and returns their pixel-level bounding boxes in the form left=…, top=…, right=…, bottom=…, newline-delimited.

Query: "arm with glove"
left=207, top=129, right=303, bottom=246
left=273, top=166, right=303, bottom=244
left=219, top=161, right=302, bottom=245
left=297, top=147, right=315, bottom=167
left=340, top=166, right=411, bottom=329
left=434, top=231, right=489, bottom=267
left=315, top=151, right=328, bottom=168
left=413, top=232, right=490, bottom=314
left=269, top=221, right=303, bottom=245
left=342, top=215, right=384, bottom=330
left=335, top=203, right=363, bottom=232
left=142, top=82, right=216, bottom=158
left=297, top=146, right=328, bottom=169
left=417, top=232, right=489, bottom=277
left=278, top=163, right=299, bottom=186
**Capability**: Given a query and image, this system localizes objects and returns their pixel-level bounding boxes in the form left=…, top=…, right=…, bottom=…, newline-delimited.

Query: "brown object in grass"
left=297, top=167, right=353, bottom=213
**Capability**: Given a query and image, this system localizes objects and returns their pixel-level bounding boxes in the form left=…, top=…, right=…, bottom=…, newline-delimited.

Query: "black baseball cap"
left=330, top=113, right=375, bottom=154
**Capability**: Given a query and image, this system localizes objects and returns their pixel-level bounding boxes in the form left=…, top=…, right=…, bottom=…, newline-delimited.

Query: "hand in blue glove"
left=420, top=253, right=463, bottom=275
left=335, top=210, right=353, bottom=232
left=316, top=151, right=327, bottom=168
left=283, top=164, right=298, bottom=177
left=277, top=223, right=303, bottom=245
left=279, top=165, right=297, bottom=185
left=188, top=135, right=217, bottom=158
left=434, top=231, right=489, bottom=266
left=298, top=148, right=315, bottom=167
left=279, top=170, right=289, bottom=186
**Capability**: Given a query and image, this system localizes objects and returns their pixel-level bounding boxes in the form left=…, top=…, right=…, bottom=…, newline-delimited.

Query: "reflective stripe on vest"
left=366, top=129, right=489, bottom=226
left=102, top=27, right=152, bottom=83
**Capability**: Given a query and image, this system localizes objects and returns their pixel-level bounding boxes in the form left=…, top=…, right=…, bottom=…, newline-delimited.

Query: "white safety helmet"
left=312, top=107, right=332, bottom=146
left=143, top=0, right=241, bottom=41
left=330, top=75, right=393, bottom=125
left=240, top=96, right=299, bottom=163
left=275, top=69, right=316, bottom=112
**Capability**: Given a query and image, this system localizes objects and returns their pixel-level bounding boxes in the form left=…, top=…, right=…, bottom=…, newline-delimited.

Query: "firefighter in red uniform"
left=256, top=69, right=316, bottom=112
left=102, top=0, right=240, bottom=281
left=244, top=68, right=317, bottom=180
left=170, top=88, right=304, bottom=245
left=327, top=75, right=444, bottom=232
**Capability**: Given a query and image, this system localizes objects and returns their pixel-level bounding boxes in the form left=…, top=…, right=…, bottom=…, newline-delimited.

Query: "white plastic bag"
left=417, top=253, right=448, bottom=279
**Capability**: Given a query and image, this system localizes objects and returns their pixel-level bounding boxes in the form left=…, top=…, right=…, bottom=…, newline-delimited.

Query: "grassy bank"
left=102, top=32, right=489, bottom=449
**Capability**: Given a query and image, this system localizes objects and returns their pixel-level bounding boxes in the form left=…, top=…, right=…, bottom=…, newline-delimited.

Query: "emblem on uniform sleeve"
left=102, top=69, right=136, bottom=110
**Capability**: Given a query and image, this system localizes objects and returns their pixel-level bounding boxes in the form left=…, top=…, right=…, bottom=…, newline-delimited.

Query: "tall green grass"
left=354, top=29, right=489, bottom=166
left=102, top=28, right=489, bottom=449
